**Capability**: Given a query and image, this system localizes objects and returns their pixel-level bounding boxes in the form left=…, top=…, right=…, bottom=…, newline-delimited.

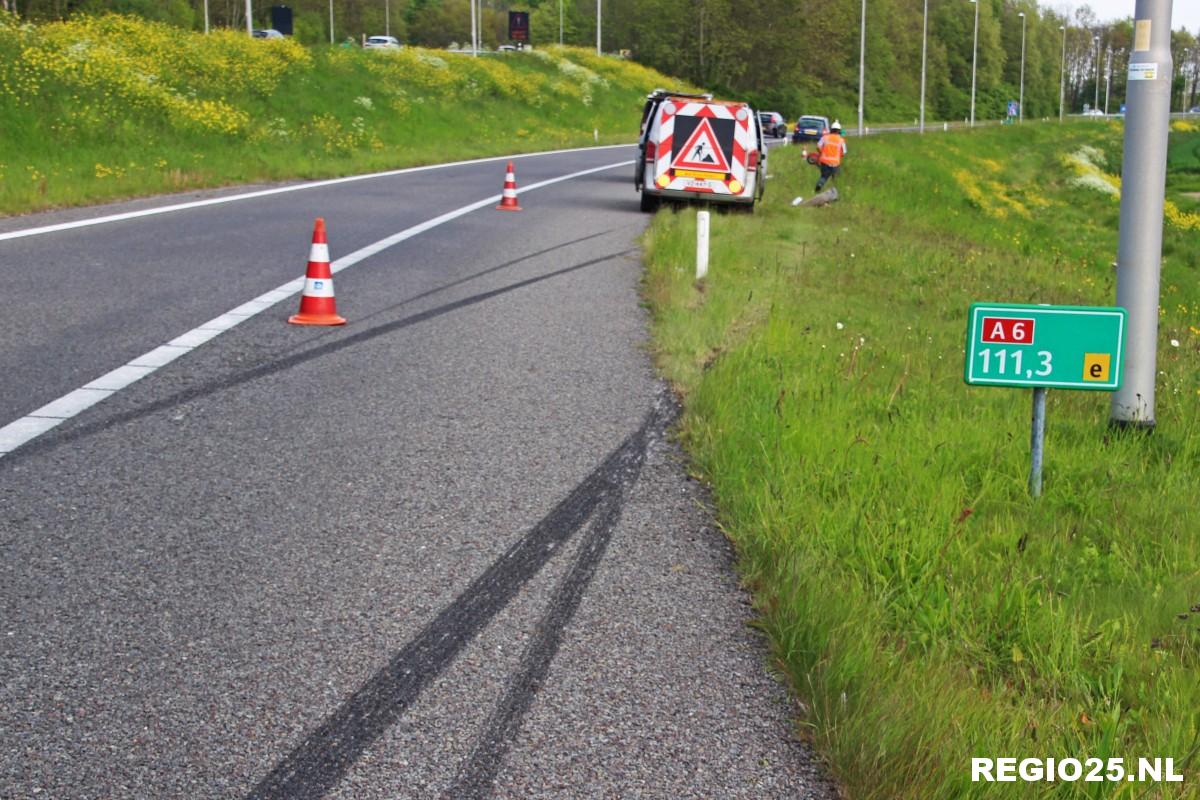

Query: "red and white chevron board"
left=651, top=101, right=753, bottom=196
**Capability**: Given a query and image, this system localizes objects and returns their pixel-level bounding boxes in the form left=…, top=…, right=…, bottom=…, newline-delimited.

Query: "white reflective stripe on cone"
left=303, top=278, right=336, bottom=297
left=308, top=243, right=330, bottom=262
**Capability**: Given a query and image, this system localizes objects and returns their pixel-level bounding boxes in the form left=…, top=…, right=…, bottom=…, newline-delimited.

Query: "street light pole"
left=858, top=0, right=866, bottom=136
left=385, top=0, right=390, bottom=37
left=1059, top=24, right=1067, bottom=120
left=919, top=0, right=929, bottom=133
left=328, top=0, right=334, bottom=43
left=1105, top=48, right=1112, bottom=113
left=597, top=0, right=602, bottom=55
left=1111, top=0, right=1175, bottom=428
left=560, top=0, right=563, bottom=45
left=471, top=0, right=477, bottom=56
left=969, top=0, right=979, bottom=126
left=1018, top=12, right=1026, bottom=121
left=246, top=0, right=253, bottom=35
left=1094, top=34, right=1101, bottom=111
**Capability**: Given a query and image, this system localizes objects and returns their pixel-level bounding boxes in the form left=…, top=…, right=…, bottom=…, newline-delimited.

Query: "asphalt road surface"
left=0, top=145, right=836, bottom=799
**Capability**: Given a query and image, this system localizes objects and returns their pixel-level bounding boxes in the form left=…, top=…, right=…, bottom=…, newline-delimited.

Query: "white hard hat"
left=831, top=120, right=842, bottom=130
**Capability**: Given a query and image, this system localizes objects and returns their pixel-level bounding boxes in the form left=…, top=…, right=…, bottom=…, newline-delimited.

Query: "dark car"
left=792, top=115, right=829, bottom=144
left=757, top=111, right=787, bottom=138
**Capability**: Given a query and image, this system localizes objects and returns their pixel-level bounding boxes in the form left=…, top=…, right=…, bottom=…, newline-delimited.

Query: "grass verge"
left=0, top=12, right=694, bottom=215
left=643, top=120, right=1200, bottom=798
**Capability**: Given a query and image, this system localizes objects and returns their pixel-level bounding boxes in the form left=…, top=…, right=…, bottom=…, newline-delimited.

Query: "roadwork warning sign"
left=672, top=118, right=731, bottom=172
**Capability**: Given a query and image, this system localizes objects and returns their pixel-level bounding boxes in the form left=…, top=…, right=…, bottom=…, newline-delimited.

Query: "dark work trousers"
left=815, top=163, right=840, bottom=192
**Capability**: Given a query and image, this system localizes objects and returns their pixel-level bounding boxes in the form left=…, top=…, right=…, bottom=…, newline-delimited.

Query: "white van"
left=635, top=90, right=767, bottom=212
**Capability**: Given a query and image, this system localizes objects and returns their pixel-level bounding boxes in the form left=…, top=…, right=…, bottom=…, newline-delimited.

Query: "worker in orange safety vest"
left=814, top=120, right=847, bottom=193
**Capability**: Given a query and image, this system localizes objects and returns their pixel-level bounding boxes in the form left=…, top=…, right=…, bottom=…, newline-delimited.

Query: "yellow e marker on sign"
left=1083, top=353, right=1112, bottom=382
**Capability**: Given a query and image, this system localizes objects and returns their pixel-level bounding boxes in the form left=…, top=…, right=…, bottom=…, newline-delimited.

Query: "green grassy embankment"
left=0, top=13, right=692, bottom=215
left=644, top=120, right=1200, bottom=798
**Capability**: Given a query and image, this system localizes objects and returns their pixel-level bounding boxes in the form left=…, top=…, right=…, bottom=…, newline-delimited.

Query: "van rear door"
left=649, top=100, right=753, bottom=198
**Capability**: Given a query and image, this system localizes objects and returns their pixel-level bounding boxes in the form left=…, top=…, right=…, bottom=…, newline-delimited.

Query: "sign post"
left=965, top=303, right=1127, bottom=496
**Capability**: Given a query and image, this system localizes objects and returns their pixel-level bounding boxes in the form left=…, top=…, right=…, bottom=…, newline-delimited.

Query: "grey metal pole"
left=559, top=0, right=563, bottom=45
left=858, top=0, right=866, bottom=136
left=970, top=0, right=979, bottom=126
left=1030, top=388, right=1047, bottom=497
left=919, top=0, right=928, bottom=133
left=597, top=0, right=601, bottom=55
left=328, top=0, right=333, bottom=44
left=204, top=0, right=209, bottom=34
left=471, top=0, right=478, bottom=56
left=1094, top=34, right=1101, bottom=111
left=1111, top=0, right=1174, bottom=428
left=246, top=0, right=253, bottom=35
left=1105, top=49, right=1112, bottom=114
left=1019, top=12, right=1026, bottom=121
left=385, top=0, right=390, bottom=37
left=1060, top=25, right=1067, bottom=121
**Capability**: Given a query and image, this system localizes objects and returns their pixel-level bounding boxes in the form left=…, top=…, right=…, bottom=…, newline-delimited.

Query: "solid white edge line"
left=168, top=329, right=223, bottom=349
left=0, top=158, right=634, bottom=460
left=28, top=388, right=114, bottom=420
left=0, top=143, right=635, bottom=243
left=82, top=365, right=157, bottom=392
left=0, top=417, right=65, bottom=453
left=130, top=345, right=192, bottom=369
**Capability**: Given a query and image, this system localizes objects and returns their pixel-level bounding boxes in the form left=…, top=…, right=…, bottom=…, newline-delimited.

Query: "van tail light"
left=747, top=150, right=759, bottom=169
left=645, top=141, right=657, bottom=161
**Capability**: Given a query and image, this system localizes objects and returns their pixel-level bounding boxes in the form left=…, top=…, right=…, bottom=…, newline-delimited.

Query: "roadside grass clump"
left=0, top=13, right=696, bottom=214
left=643, top=121, right=1200, bottom=798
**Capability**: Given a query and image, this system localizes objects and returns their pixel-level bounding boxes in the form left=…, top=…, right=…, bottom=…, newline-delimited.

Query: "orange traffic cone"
left=289, top=218, right=346, bottom=326
left=496, top=161, right=522, bottom=211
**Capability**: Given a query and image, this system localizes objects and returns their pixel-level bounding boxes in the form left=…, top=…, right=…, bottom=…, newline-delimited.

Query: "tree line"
left=5, top=0, right=1199, bottom=121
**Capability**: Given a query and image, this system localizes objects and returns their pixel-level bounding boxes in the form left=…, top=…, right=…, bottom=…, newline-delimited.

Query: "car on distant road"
left=364, top=35, right=402, bottom=49
left=251, top=28, right=284, bottom=39
left=1189, top=106, right=1200, bottom=114
left=1084, top=108, right=1106, bottom=117
left=792, top=115, right=829, bottom=144
left=758, top=111, right=787, bottom=138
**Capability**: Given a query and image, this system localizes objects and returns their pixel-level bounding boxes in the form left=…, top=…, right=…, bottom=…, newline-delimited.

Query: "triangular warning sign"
left=672, top=118, right=731, bottom=172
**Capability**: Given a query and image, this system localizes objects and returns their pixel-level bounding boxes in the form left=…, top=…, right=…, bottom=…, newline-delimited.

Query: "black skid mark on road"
left=245, top=393, right=674, bottom=800
left=0, top=247, right=634, bottom=469
left=441, top=443, right=636, bottom=800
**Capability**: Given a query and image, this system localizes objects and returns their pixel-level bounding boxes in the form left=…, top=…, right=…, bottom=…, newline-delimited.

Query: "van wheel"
left=640, top=192, right=660, bottom=213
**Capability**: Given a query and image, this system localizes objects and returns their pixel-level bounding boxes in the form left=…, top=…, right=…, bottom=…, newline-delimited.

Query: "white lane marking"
left=130, top=345, right=191, bottom=369
left=0, top=144, right=634, bottom=243
left=0, top=159, right=634, bottom=457
left=83, top=365, right=157, bottom=392
left=0, top=418, right=63, bottom=452
left=29, top=389, right=115, bottom=419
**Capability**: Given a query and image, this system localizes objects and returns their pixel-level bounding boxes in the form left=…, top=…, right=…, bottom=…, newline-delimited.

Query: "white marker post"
left=696, top=211, right=710, bottom=281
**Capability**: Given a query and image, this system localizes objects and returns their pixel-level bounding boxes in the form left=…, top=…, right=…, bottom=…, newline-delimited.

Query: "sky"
left=1052, top=1, right=1200, bottom=34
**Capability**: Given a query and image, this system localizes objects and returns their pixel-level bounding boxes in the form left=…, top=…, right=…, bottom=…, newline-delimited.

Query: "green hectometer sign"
left=964, top=303, right=1127, bottom=390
